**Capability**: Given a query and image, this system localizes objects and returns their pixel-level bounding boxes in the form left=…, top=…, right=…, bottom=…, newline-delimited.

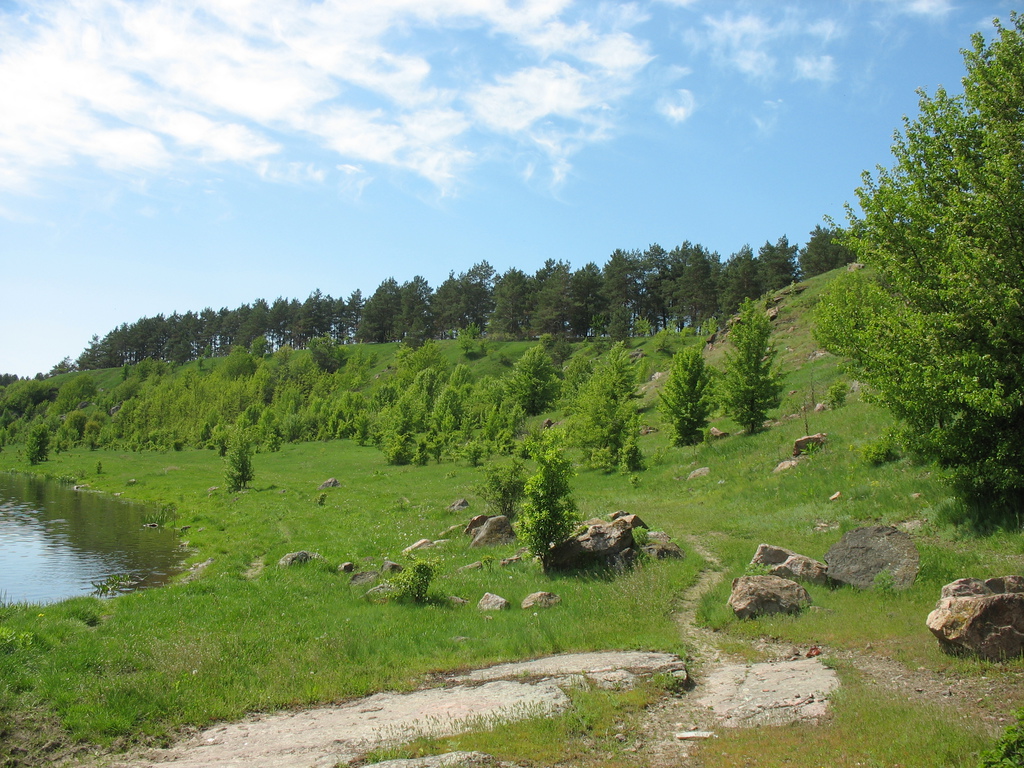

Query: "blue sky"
left=0, top=0, right=1012, bottom=376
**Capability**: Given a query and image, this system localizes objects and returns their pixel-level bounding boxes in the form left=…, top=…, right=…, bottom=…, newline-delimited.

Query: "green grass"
left=1, top=271, right=1021, bottom=767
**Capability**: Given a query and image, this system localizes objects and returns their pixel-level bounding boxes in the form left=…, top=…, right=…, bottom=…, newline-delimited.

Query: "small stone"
left=675, top=731, right=716, bottom=740
left=459, top=561, right=484, bottom=571
left=338, top=562, right=355, bottom=573
left=381, top=560, right=404, bottom=574
left=774, top=459, right=799, bottom=473
left=403, top=538, right=434, bottom=554
left=448, top=498, right=470, bottom=511
left=477, top=592, right=510, bottom=611
left=521, top=591, right=560, bottom=609
left=350, top=571, right=379, bottom=586
left=709, top=427, right=730, bottom=439
left=688, top=467, right=711, bottom=480
left=318, top=478, right=340, bottom=489
left=829, top=491, right=841, bottom=501
left=449, top=596, right=469, bottom=606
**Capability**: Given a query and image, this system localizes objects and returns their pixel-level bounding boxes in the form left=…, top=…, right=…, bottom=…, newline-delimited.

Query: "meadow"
left=1, top=277, right=1022, bottom=767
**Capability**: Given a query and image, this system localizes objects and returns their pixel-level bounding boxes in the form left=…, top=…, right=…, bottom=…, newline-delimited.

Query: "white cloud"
left=0, top=0, right=654, bottom=194
left=794, top=54, right=836, bottom=83
left=687, top=10, right=843, bottom=83
left=658, top=89, right=696, bottom=123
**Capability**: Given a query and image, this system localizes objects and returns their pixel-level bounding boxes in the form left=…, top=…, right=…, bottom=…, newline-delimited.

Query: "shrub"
left=387, top=560, right=436, bottom=603
left=515, top=432, right=579, bottom=572
left=26, top=423, right=49, bottom=465
left=978, top=708, right=1024, bottom=767
left=478, top=458, right=527, bottom=518
left=224, top=427, right=255, bottom=491
left=826, top=380, right=849, bottom=409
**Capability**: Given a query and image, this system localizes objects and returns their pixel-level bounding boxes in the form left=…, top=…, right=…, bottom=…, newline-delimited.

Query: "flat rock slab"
left=119, top=680, right=569, bottom=768
left=456, top=650, right=686, bottom=684
left=697, top=658, right=839, bottom=728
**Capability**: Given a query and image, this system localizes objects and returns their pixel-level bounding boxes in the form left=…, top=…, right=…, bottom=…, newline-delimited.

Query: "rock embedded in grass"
left=926, top=576, right=1024, bottom=660
left=469, top=515, right=515, bottom=547
left=688, top=467, right=711, bottom=480
left=402, top=538, right=434, bottom=553
left=278, top=550, right=321, bottom=567
left=350, top=571, right=380, bottom=586
left=793, top=433, right=828, bottom=456
left=825, top=525, right=919, bottom=589
left=521, top=591, right=560, bottom=609
left=477, top=593, right=510, bottom=611
left=447, top=498, right=470, bottom=511
left=728, top=575, right=812, bottom=619
left=318, top=478, right=340, bottom=489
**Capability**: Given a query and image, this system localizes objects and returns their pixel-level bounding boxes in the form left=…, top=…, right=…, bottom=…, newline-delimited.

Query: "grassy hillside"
left=0, top=269, right=1021, bottom=768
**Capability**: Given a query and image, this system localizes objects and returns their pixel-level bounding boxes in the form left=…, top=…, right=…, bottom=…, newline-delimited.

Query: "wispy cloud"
left=0, top=0, right=652, bottom=194
left=658, top=89, right=697, bottom=123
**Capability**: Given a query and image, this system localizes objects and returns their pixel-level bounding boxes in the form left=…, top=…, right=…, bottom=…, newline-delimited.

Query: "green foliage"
left=862, top=434, right=900, bottom=466
left=224, top=427, right=254, bottom=491
left=385, top=559, right=436, bottom=603
left=514, top=432, right=579, bottom=572
left=721, top=299, right=782, bottom=434
left=978, top=708, right=1024, bottom=768
left=477, top=458, right=527, bottom=518
left=826, top=380, right=849, bottom=409
left=816, top=15, right=1024, bottom=514
left=570, top=343, right=644, bottom=471
left=504, top=345, right=560, bottom=416
left=26, top=422, right=50, bottom=465
left=660, top=345, right=714, bottom=446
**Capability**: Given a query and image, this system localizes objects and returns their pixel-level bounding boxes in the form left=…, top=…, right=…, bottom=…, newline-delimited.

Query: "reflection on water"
left=0, top=472, right=184, bottom=605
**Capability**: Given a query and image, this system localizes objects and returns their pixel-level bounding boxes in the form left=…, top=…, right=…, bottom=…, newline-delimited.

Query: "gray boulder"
left=448, top=498, right=470, bottom=511
left=318, top=478, right=340, bottom=489
left=546, top=518, right=636, bottom=572
left=278, top=550, right=321, bottom=567
left=728, top=575, right=812, bottom=619
left=825, top=525, right=919, bottom=589
left=350, top=571, right=380, bottom=586
left=927, top=577, right=1024, bottom=660
left=470, top=515, right=516, bottom=547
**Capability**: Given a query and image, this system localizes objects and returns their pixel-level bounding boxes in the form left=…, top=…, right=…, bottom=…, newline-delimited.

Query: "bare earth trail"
left=106, top=536, right=1019, bottom=768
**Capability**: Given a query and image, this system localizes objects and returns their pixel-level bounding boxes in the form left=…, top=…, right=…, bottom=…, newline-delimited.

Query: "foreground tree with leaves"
left=660, top=345, right=714, bottom=446
left=514, top=433, right=579, bottom=573
left=722, top=299, right=782, bottom=434
left=817, top=14, right=1024, bottom=515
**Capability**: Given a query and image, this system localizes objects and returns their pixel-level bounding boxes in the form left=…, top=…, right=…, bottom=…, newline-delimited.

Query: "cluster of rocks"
left=476, top=591, right=562, bottom=611
left=728, top=526, right=920, bottom=619
left=926, top=576, right=1024, bottom=661
left=547, top=511, right=684, bottom=572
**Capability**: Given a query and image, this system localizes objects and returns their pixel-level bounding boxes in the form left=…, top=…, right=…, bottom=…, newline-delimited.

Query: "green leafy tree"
left=477, top=458, right=527, bottom=518
left=570, top=342, right=642, bottom=470
left=660, top=345, right=714, bottom=446
left=722, top=299, right=782, bottom=434
left=26, top=422, right=49, bottom=465
left=817, top=14, right=1024, bottom=513
left=504, top=345, right=560, bottom=416
left=514, top=433, right=579, bottom=573
left=224, top=427, right=255, bottom=491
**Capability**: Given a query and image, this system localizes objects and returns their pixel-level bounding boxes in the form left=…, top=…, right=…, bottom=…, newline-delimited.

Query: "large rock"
left=825, top=526, right=919, bottom=589
left=469, top=515, right=516, bottom=547
left=751, top=544, right=829, bottom=586
left=728, top=575, right=812, bottom=619
left=927, top=577, right=1024, bottom=660
left=546, top=518, right=636, bottom=572
left=793, top=433, right=827, bottom=456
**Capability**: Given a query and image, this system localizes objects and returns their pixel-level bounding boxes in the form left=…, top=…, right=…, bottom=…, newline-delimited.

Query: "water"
left=0, top=472, right=185, bottom=605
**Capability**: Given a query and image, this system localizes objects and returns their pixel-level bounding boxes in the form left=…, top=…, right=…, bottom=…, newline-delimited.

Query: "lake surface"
left=0, top=472, right=185, bottom=605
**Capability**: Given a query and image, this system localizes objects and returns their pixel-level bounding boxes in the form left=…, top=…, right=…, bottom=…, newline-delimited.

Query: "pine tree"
left=504, top=345, right=560, bottom=416
left=660, top=345, right=714, bottom=446
left=722, top=299, right=782, bottom=434
left=224, top=427, right=255, bottom=491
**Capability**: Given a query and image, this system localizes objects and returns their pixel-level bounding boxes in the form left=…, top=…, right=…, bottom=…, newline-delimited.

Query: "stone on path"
left=728, top=575, right=811, bottom=619
left=697, top=658, right=839, bottom=727
left=825, top=525, right=919, bottom=589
